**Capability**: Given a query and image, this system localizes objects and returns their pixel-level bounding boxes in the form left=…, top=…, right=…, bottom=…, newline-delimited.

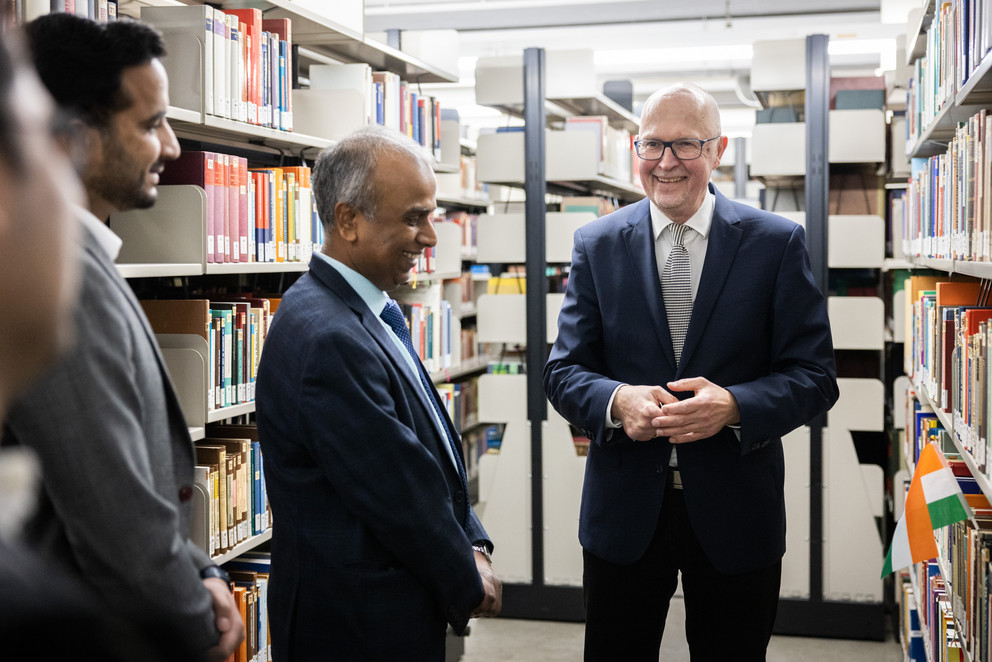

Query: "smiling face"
left=636, top=86, right=726, bottom=223
left=83, top=58, right=179, bottom=219
left=337, top=148, right=438, bottom=292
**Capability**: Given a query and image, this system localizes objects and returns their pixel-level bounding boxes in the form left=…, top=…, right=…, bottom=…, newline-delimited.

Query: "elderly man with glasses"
left=544, top=82, right=838, bottom=662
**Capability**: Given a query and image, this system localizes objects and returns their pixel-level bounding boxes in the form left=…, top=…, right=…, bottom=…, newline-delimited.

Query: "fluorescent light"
left=828, top=38, right=896, bottom=56
left=594, top=44, right=753, bottom=67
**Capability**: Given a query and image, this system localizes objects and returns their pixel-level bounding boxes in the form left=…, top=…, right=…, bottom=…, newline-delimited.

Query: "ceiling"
left=360, top=0, right=919, bottom=136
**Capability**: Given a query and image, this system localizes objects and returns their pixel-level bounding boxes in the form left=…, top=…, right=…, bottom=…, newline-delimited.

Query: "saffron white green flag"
left=881, top=442, right=972, bottom=578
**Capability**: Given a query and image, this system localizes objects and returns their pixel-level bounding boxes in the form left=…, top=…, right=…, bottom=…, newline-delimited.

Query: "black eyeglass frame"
left=632, top=136, right=722, bottom=161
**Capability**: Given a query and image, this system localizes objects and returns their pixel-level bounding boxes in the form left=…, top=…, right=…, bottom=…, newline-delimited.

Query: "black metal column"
left=804, top=33, right=830, bottom=611
left=734, top=136, right=748, bottom=200
left=523, top=47, right=548, bottom=589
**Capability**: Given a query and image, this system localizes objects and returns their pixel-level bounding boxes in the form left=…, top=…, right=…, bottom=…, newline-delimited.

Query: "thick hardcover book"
left=139, top=298, right=211, bottom=342
left=206, top=437, right=250, bottom=544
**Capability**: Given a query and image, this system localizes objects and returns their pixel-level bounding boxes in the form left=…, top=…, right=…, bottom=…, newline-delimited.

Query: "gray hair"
left=312, top=124, right=433, bottom=232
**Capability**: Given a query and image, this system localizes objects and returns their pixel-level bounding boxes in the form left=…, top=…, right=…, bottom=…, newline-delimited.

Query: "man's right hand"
left=202, top=577, right=245, bottom=661
left=612, top=384, right=677, bottom=441
left=470, top=551, right=502, bottom=618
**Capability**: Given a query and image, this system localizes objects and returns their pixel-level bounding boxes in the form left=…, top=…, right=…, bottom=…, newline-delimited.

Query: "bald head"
left=641, top=83, right=722, bottom=138
left=635, top=82, right=726, bottom=223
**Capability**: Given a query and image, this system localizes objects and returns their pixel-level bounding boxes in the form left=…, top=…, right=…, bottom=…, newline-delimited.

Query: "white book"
left=213, top=7, right=228, bottom=118
left=227, top=14, right=241, bottom=122
left=372, top=71, right=402, bottom=132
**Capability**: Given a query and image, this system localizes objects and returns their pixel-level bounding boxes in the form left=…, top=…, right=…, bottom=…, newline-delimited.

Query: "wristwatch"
left=200, top=565, right=231, bottom=585
left=472, top=543, right=493, bottom=565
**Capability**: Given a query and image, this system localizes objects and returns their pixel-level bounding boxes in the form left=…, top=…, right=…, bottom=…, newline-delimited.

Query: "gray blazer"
left=2, top=212, right=217, bottom=650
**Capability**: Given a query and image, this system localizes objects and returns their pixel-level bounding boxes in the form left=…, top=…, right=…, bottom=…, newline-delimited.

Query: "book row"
left=141, top=297, right=275, bottom=412
left=563, top=115, right=636, bottom=185
left=142, top=5, right=294, bottom=131
left=193, top=426, right=272, bottom=559
left=906, top=276, right=992, bottom=477
left=898, top=578, right=928, bottom=661
left=393, top=295, right=452, bottom=374
left=160, top=152, right=320, bottom=265
left=306, top=62, right=446, bottom=161
left=51, top=0, right=117, bottom=21
left=906, top=562, right=967, bottom=662
left=223, top=552, right=272, bottom=662
left=906, top=0, right=992, bottom=148
left=903, top=109, right=992, bottom=261
left=437, top=153, right=487, bottom=204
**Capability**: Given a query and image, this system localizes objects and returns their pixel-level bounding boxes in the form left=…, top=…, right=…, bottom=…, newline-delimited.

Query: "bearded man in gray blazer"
left=1, top=15, right=242, bottom=659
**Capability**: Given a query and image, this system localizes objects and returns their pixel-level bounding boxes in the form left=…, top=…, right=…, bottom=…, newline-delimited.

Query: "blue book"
left=277, top=39, right=288, bottom=130
left=374, top=81, right=384, bottom=125
left=252, top=441, right=262, bottom=533
left=259, top=34, right=270, bottom=127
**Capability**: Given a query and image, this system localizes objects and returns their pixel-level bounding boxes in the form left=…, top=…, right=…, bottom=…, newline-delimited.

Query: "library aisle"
left=461, top=598, right=904, bottom=661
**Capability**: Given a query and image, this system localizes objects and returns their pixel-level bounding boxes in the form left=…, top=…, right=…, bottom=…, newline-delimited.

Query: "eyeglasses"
left=633, top=137, right=722, bottom=161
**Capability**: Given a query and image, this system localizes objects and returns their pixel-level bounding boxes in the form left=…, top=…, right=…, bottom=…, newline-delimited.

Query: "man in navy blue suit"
left=544, top=83, right=838, bottom=661
left=255, top=125, right=501, bottom=661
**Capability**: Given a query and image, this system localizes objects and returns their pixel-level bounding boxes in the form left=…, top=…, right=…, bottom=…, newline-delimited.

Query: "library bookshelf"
left=897, top=0, right=992, bottom=658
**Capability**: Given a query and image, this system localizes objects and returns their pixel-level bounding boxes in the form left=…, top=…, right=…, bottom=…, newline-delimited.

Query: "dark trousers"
left=582, top=483, right=782, bottom=662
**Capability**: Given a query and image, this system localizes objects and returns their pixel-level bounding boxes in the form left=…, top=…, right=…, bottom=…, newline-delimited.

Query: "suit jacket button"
left=178, top=485, right=193, bottom=502
left=453, top=490, right=464, bottom=504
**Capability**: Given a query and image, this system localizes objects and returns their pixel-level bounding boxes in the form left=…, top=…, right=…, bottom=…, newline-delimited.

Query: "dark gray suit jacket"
left=2, top=211, right=217, bottom=650
left=255, top=255, right=489, bottom=661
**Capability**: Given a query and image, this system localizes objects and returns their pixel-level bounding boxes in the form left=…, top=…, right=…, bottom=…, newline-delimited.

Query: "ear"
left=334, top=202, right=360, bottom=243
left=712, top=135, right=729, bottom=169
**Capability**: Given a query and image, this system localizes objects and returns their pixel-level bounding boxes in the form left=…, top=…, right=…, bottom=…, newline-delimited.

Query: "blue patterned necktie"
left=380, top=299, right=460, bottom=470
left=662, top=223, right=692, bottom=365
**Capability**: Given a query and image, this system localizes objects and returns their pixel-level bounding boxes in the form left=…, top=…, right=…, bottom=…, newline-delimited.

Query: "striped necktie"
left=662, top=223, right=692, bottom=365
left=380, top=299, right=461, bottom=470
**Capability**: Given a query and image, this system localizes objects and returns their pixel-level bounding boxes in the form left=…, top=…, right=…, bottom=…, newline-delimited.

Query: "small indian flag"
left=882, top=442, right=973, bottom=578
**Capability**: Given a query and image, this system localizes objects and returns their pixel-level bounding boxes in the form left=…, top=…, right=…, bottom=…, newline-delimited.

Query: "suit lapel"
left=677, top=191, right=743, bottom=374
left=308, top=258, right=428, bottom=404
left=621, top=200, right=678, bottom=371
left=308, top=258, right=465, bottom=482
left=83, top=232, right=193, bottom=453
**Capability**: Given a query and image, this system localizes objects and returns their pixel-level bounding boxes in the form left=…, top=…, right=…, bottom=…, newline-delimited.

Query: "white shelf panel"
left=828, top=297, right=885, bottom=350
left=207, top=402, right=256, bottom=423
left=213, top=529, right=273, bottom=565
left=116, top=263, right=204, bottom=278
left=828, top=215, right=885, bottom=268
left=205, top=262, right=309, bottom=275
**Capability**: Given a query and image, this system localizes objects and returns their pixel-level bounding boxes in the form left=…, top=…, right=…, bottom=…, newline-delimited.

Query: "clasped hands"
left=612, top=377, right=740, bottom=443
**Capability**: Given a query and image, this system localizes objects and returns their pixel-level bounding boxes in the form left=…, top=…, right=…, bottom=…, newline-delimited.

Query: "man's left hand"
left=650, top=377, right=740, bottom=443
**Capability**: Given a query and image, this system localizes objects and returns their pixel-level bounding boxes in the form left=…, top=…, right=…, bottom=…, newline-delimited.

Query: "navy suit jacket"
left=255, top=256, right=489, bottom=661
left=544, top=187, right=838, bottom=575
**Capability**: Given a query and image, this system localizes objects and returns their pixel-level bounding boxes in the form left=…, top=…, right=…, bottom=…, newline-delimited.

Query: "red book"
left=228, top=154, right=240, bottom=262
left=213, top=153, right=227, bottom=263
left=218, top=155, right=231, bottom=262
left=238, top=157, right=249, bottom=263
left=225, top=9, right=262, bottom=125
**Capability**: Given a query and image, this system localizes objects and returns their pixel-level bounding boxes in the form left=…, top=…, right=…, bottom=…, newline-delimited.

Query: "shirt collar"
left=312, top=251, right=390, bottom=315
left=76, top=205, right=123, bottom=260
left=649, top=191, right=715, bottom=242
